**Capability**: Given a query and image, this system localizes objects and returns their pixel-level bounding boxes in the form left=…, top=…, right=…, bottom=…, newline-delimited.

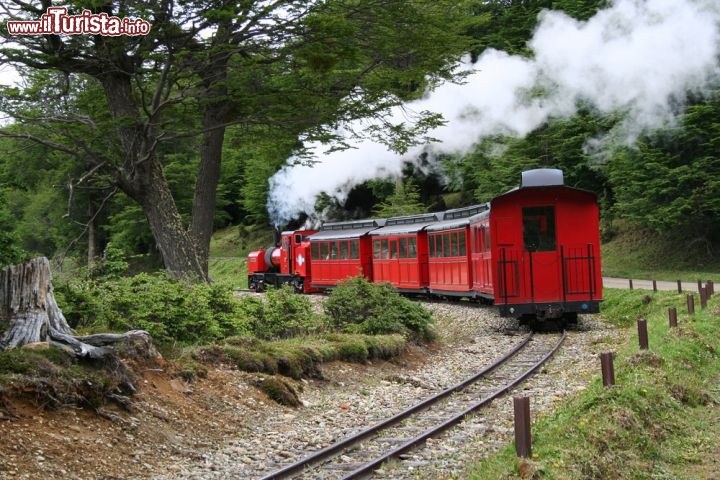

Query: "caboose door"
left=522, top=206, right=561, bottom=302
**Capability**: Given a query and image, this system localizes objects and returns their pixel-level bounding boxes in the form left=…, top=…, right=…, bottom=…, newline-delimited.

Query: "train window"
left=320, top=242, right=328, bottom=260
left=428, top=235, right=435, bottom=257
left=459, top=231, right=466, bottom=256
left=390, top=241, right=397, bottom=259
left=408, top=238, right=417, bottom=258
left=443, top=233, right=451, bottom=257
left=311, top=242, right=320, bottom=260
left=340, top=242, right=348, bottom=260
left=450, top=233, right=458, bottom=256
left=294, top=234, right=302, bottom=244
left=350, top=240, right=359, bottom=259
left=373, top=240, right=381, bottom=259
left=329, top=242, right=338, bottom=259
left=399, top=238, right=407, bottom=259
left=484, top=225, right=491, bottom=252
left=523, top=206, right=556, bottom=252
left=381, top=239, right=389, bottom=259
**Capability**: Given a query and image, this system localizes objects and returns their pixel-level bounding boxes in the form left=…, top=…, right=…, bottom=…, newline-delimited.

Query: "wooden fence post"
left=600, top=352, right=615, bottom=387
left=513, top=396, right=532, bottom=458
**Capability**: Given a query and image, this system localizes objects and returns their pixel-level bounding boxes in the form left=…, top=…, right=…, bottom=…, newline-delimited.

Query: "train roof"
left=425, top=203, right=489, bottom=232
left=493, top=168, right=597, bottom=202
left=311, top=218, right=386, bottom=240
left=369, top=212, right=440, bottom=236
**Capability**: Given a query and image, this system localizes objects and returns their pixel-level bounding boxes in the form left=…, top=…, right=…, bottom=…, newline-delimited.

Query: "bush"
left=249, top=285, right=322, bottom=339
left=324, top=276, right=434, bottom=340
left=55, top=273, right=254, bottom=345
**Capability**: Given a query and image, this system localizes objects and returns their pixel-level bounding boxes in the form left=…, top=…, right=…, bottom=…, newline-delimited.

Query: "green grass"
left=467, top=289, right=720, bottom=479
left=209, top=224, right=274, bottom=288
left=195, top=333, right=407, bottom=380
left=210, top=224, right=274, bottom=257
left=602, top=227, right=720, bottom=282
left=208, top=256, right=247, bottom=289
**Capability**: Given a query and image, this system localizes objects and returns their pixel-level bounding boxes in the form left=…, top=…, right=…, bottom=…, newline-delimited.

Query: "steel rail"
left=260, top=332, right=546, bottom=480
left=341, top=330, right=566, bottom=479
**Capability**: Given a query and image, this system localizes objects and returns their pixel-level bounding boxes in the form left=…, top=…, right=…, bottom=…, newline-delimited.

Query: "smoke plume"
left=268, top=0, right=720, bottom=226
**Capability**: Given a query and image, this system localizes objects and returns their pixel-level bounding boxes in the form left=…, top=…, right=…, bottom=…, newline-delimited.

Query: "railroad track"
left=259, top=331, right=566, bottom=480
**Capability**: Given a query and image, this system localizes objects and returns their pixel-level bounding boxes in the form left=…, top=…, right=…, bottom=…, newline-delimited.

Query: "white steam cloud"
left=268, top=0, right=720, bottom=226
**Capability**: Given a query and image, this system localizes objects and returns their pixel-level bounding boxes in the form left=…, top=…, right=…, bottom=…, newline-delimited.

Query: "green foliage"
left=248, top=286, right=321, bottom=340
left=607, top=91, right=720, bottom=247
left=1, top=0, right=476, bottom=279
left=0, top=190, right=27, bottom=268
left=90, top=243, right=129, bottom=279
left=324, top=276, right=434, bottom=340
left=467, top=0, right=607, bottom=58
left=372, top=178, right=427, bottom=217
left=199, top=332, right=406, bottom=379
left=55, top=273, right=253, bottom=345
left=461, top=110, right=615, bottom=202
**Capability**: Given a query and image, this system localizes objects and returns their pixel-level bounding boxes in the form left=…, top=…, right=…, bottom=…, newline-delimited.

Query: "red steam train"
left=248, top=168, right=602, bottom=324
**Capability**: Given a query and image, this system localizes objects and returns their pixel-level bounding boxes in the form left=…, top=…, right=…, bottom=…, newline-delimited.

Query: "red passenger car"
left=426, top=205, right=488, bottom=297
left=368, top=213, right=438, bottom=293
left=308, top=219, right=384, bottom=289
left=468, top=208, right=493, bottom=299
left=489, top=169, right=602, bottom=321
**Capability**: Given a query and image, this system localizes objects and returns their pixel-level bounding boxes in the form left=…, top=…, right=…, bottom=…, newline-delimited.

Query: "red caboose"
left=489, top=169, right=602, bottom=321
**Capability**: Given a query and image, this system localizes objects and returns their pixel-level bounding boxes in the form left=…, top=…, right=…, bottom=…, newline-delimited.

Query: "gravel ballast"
left=154, top=300, right=622, bottom=480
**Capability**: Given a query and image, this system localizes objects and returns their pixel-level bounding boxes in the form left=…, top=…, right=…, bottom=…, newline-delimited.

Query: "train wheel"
left=249, top=279, right=264, bottom=293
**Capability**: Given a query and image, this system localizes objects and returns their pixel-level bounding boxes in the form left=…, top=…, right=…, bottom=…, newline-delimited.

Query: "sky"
left=267, top=0, right=720, bottom=227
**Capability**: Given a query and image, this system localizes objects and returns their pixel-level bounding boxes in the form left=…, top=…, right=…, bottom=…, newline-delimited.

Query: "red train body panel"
left=247, top=169, right=603, bottom=323
left=307, top=219, right=382, bottom=288
left=369, top=213, right=437, bottom=292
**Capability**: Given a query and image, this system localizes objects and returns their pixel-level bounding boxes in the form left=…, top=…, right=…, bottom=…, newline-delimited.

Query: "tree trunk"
left=100, top=72, right=209, bottom=282
left=0, top=258, right=155, bottom=359
left=125, top=157, right=210, bottom=282
left=190, top=29, right=232, bottom=278
left=190, top=88, right=230, bottom=278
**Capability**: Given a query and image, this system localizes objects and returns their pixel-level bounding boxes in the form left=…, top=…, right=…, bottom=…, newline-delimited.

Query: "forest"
left=1, top=0, right=719, bottom=277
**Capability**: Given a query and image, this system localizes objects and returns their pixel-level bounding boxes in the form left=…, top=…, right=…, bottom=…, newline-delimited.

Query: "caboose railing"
left=497, top=248, right=520, bottom=303
left=561, top=244, right=596, bottom=298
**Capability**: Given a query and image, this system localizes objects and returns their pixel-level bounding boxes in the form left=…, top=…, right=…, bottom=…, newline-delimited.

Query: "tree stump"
left=0, top=257, right=155, bottom=359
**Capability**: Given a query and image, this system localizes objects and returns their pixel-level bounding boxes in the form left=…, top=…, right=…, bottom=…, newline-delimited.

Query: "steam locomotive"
left=248, top=168, right=602, bottom=323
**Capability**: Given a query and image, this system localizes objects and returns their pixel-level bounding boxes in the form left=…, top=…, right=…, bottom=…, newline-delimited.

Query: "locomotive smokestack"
left=272, top=225, right=281, bottom=247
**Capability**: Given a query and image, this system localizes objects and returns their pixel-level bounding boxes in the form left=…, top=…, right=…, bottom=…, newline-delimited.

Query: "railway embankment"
left=1, top=288, right=717, bottom=479
left=149, top=300, right=622, bottom=480
left=471, top=287, right=720, bottom=479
